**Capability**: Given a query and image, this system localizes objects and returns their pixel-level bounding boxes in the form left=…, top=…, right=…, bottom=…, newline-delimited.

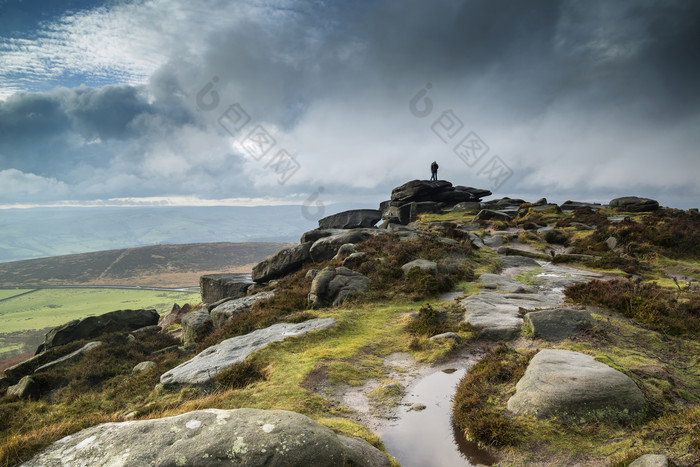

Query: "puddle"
left=381, top=368, right=496, bottom=467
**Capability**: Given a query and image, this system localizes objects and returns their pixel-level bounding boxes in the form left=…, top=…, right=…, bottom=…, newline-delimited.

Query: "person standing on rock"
left=430, top=161, right=439, bottom=181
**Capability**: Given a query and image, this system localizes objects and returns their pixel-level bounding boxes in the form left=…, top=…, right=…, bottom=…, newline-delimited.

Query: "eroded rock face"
left=309, top=231, right=372, bottom=263
left=252, top=242, right=312, bottom=283
left=610, top=196, right=659, bottom=212
left=37, top=309, right=159, bottom=353
left=199, top=274, right=253, bottom=303
left=210, top=291, right=275, bottom=328
left=181, top=309, right=213, bottom=346
left=507, top=349, right=645, bottom=423
left=160, top=318, right=337, bottom=386
left=318, top=209, right=382, bottom=229
left=308, top=267, right=370, bottom=309
left=20, top=408, right=390, bottom=467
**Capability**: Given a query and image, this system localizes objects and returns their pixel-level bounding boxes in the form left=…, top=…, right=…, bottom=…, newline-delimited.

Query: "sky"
left=1, top=0, right=699, bottom=210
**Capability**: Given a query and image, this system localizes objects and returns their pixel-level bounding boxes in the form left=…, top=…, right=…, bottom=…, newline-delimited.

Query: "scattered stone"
left=308, top=267, right=371, bottom=309
left=569, top=222, right=596, bottom=231
left=409, top=403, right=427, bottom=411
left=199, top=274, right=253, bottom=304
left=450, top=202, right=482, bottom=211
left=37, top=309, right=159, bottom=353
left=496, top=247, right=552, bottom=261
left=629, top=454, right=669, bottom=467
left=252, top=242, right=312, bottom=283
left=210, top=291, right=275, bottom=328
left=524, top=308, right=595, bottom=341
left=318, top=209, right=382, bottom=229
left=474, top=209, right=512, bottom=222
left=132, top=361, right=156, bottom=374
left=7, top=376, right=40, bottom=399
left=610, top=196, right=659, bottom=212
left=305, top=269, right=320, bottom=279
left=34, top=341, right=103, bottom=374
left=483, top=235, right=504, bottom=248
left=20, top=408, right=389, bottom=467
left=429, top=332, right=460, bottom=342
left=401, top=259, right=438, bottom=276
left=608, top=214, right=630, bottom=222
left=161, top=318, right=337, bottom=386
left=181, top=309, right=213, bottom=346
left=159, top=303, right=191, bottom=329
left=466, top=232, right=485, bottom=249
left=534, top=197, right=547, bottom=205
left=132, top=325, right=161, bottom=334
left=507, top=349, right=645, bottom=423
left=606, top=236, right=618, bottom=250
left=560, top=201, right=602, bottom=211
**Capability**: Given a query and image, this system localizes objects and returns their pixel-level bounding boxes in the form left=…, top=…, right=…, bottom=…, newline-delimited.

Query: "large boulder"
left=299, top=228, right=347, bottom=244
left=210, top=291, right=275, bottom=328
left=507, top=349, right=645, bottom=423
left=318, top=209, right=382, bottom=229
left=200, top=274, right=253, bottom=304
left=20, top=408, right=390, bottom=467
left=181, top=309, right=214, bottom=346
left=401, top=259, right=438, bottom=276
left=524, top=308, right=595, bottom=341
left=37, top=309, right=159, bottom=353
left=252, top=242, right=312, bottom=283
left=629, top=454, right=669, bottom=467
left=308, top=267, right=371, bottom=309
left=390, top=180, right=490, bottom=204
left=309, top=231, right=371, bottom=263
left=159, top=303, right=191, bottom=329
left=34, top=341, right=103, bottom=374
left=161, top=318, right=337, bottom=386
left=7, top=376, right=40, bottom=399
left=610, top=196, right=659, bottom=212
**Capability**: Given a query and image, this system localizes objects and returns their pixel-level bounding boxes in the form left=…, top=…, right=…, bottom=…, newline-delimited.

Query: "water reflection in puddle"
left=381, top=368, right=496, bottom=467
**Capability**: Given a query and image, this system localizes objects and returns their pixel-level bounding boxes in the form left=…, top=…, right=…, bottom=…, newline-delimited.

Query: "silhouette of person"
left=430, top=161, right=439, bottom=181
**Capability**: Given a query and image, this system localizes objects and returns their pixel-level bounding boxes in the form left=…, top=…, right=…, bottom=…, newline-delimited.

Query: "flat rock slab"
left=507, top=349, right=645, bottom=423
left=477, top=273, right=535, bottom=293
left=20, top=408, right=390, bottom=467
left=161, top=318, right=337, bottom=386
left=461, top=292, right=562, bottom=340
left=498, top=255, right=540, bottom=268
left=524, top=308, right=596, bottom=341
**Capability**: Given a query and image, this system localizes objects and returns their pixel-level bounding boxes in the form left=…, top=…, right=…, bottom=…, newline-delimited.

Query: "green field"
left=0, top=289, right=32, bottom=301
left=0, top=288, right=200, bottom=335
left=0, top=288, right=201, bottom=357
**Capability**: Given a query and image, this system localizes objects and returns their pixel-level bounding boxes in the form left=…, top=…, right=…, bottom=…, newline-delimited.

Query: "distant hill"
left=0, top=242, right=293, bottom=287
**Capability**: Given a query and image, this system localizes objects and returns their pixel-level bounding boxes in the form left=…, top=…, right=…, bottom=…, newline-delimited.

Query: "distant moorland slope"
left=0, top=242, right=292, bottom=287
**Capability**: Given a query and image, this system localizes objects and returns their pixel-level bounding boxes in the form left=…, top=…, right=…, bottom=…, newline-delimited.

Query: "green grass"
left=0, top=288, right=200, bottom=334
left=0, top=289, right=33, bottom=301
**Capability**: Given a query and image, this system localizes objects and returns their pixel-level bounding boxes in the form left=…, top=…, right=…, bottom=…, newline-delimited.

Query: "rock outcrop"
left=200, top=274, right=253, bottom=303
left=308, top=267, right=370, bottom=309
left=507, top=349, right=645, bottom=423
left=20, top=408, right=390, bottom=467
left=36, top=309, right=159, bottom=353
left=252, top=242, right=312, bottom=283
left=318, top=209, right=382, bottom=229
left=524, top=308, right=596, bottom=341
left=160, top=318, right=337, bottom=386
left=309, top=230, right=372, bottom=263
left=610, top=196, right=660, bottom=212
left=34, top=341, right=103, bottom=374
left=181, top=308, right=214, bottom=346
left=210, top=291, right=275, bottom=328
left=7, top=376, right=40, bottom=399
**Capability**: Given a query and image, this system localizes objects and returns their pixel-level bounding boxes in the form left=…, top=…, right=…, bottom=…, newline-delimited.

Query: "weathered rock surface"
left=299, top=228, right=346, bottom=244
left=401, top=259, right=438, bottom=276
left=34, top=341, right=103, bottom=374
left=161, top=318, right=337, bottom=386
left=318, top=209, right=382, bottom=229
left=132, top=361, right=156, bottom=374
left=461, top=292, right=561, bottom=340
left=181, top=309, right=213, bottom=346
left=37, top=309, right=159, bottom=353
left=252, top=242, right=312, bottom=283
left=210, top=291, right=275, bottom=328
left=200, top=274, right=253, bottom=303
left=629, top=454, right=669, bottom=467
left=20, top=408, right=389, bottom=467
left=477, top=273, right=535, bottom=293
left=308, top=267, right=370, bottom=309
left=474, top=209, right=512, bottom=222
left=507, top=349, right=645, bottom=423
left=497, top=255, right=540, bottom=268
left=159, top=303, right=191, bottom=329
left=560, top=200, right=603, bottom=211
left=334, top=243, right=357, bottom=260
left=309, top=230, right=371, bottom=263
left=524, top=308, right=596, bottom=341
left=610, top=196, right=659, bottom=212
left=7, top=376, right=40, bottom=399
